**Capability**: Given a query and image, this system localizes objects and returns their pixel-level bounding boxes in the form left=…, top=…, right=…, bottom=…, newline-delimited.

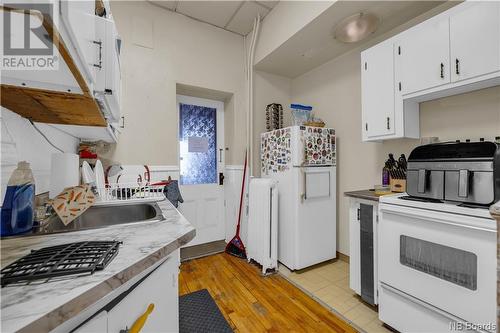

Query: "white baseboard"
left=146, top=165, right=180, bottom=181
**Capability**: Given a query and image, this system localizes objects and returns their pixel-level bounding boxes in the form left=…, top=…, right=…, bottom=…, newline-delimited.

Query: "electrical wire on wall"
left=28, top=119, right=65, bottom=153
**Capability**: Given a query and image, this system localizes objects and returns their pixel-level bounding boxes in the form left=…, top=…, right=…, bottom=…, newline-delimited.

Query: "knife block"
left=390, top=178, right=406, bottom=193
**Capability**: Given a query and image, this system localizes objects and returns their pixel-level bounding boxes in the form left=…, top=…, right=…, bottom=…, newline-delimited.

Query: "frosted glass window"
left=400, top=235, right=477, bottom=290
left=179, top=103, right=217, bottom=185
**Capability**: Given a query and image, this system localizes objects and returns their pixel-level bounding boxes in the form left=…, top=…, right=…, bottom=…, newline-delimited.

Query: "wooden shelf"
left=1, top=85, right=106, bottom=126
left=0, top=5, right=107, bottom=127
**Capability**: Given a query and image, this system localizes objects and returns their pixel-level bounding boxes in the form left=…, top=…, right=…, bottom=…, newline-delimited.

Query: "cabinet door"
left=107, top=253, right=180, bottom=333
left=361, top=41, right=395, bottom=139
left=396, top=16, right=450, bottom=94
left=450, top=2, right=500, bottom=82
left=60, top=0, right=97, bottom=87
left=349, top=200, right=361, bottom=294
left=359, top=203, right=375, bottom=306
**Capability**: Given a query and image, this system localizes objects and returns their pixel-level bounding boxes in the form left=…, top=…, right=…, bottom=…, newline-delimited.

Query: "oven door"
left=378, top=203, right=496, bottom=326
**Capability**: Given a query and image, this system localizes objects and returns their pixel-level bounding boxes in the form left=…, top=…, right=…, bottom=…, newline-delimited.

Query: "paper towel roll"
left=49, top=153, right=79, bottom=199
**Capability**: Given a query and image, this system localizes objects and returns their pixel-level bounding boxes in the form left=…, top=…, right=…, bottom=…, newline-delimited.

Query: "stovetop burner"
left=1, top=241, right=121, bottom=287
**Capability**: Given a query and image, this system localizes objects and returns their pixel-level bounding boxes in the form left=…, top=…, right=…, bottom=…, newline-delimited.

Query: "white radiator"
left=247, top=178, right=278, bottom=275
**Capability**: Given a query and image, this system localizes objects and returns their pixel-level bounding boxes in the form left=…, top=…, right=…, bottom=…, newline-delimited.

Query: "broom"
left=225, top=151, right=248, bottom=259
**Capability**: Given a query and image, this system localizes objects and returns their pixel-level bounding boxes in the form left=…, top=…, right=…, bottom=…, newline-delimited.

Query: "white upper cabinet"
left=94, top=16, right=122, bottom=123
left=361, top=41, right=395, bottom=140
left=396, top=15, right=450, bottom=95
left=361, top=1, right=500, bottom=142
left=449, top=1, right=500, bottom=82
left=60, top=0, right=98, bottom=88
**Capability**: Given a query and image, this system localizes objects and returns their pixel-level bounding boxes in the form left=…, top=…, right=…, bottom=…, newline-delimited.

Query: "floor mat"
left=179, top=289, right=233, bottom=333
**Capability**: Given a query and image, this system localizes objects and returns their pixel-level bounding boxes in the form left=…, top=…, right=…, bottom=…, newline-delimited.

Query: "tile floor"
left=279, top=259, right=391, bottom=333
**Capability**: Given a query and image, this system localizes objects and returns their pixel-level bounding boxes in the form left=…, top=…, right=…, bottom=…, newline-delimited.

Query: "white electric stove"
left=378, top=193, right=496, bottom=333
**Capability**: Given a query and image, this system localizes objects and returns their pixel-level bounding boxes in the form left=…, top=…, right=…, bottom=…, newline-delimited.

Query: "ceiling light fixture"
left=334, top=12, right=379, bottom=43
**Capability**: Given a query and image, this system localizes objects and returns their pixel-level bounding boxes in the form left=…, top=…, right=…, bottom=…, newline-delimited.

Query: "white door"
left=450, top=1, right=500, bottom=82
left=361, top=40, right=395, bottom=139
left=177, top=95, right=225, bottom=247
left=396, top=15, right=450, bottom=95
left=295, top=166, right=336, bottom=269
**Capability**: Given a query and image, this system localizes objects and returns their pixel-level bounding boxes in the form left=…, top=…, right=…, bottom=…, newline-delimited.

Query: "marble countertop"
left=1, top=199, right=195, bottom=333
left=344, top=189, right=384, bottom=202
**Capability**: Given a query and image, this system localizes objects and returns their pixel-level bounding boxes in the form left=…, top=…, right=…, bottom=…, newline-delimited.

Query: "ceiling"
left=148, top=0, right=279, bottom=36
left=255, top=1, right=455, bottom=78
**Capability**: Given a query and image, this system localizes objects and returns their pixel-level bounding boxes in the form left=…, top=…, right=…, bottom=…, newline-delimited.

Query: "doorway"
left=177, top=94, right=225, bottom=246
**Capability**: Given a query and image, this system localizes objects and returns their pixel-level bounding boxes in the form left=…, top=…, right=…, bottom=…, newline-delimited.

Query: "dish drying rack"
left=94, top=182, right=166, bottom=206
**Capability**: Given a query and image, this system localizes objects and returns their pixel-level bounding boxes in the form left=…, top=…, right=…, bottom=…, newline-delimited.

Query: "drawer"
left=444, top=171, right=494, bottom=205
left=407, top=170, right=444, bottom=200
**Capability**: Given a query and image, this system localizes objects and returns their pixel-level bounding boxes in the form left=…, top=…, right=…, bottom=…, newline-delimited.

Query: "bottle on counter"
left=1, top=161, right=36, bottom=237
left=382, top=161, right=390, bottom=186
left=383, top=153, right=397, bottom=186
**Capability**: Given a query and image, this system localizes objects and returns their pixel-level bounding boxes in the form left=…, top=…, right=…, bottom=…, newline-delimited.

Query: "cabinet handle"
left=357, top=208, right=360, bottom=221
left=365, top=123, right=368, bottom=131
left=455, top=58, right=460, bottom=75
left=120, top=116, right=125, bottom=129
left=440, top=63, right=444, bottom=79
left=386, top=117, right=390, bottom=130
left=398, top=82, right=401, bottom=91
left=93, top=40, right=103, bottom=69
left=128, top=303, right=155, bottom=333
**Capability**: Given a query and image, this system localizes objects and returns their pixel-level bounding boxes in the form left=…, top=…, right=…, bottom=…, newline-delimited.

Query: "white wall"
left=254, top=1, right=333, bottom=65
left=0, top=108, right=79, bottom=202
left=291, top=49, right=500, bottom=255
left=252, top=70, right=292, bottom=174
left=102, top=1, right=247, bottom=166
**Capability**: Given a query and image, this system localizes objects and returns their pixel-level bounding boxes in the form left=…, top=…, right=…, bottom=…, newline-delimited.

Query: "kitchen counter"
left=1, top=199, right=195, bottom=333
left=344, top=189, right=385, bottom=202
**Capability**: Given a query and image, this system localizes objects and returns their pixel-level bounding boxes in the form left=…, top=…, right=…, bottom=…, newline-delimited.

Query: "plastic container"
left=291, top=104, right=312, bottom=126
left=1, top=161, right=36, bottom=237
left=374, top=185, right=391, bottom=196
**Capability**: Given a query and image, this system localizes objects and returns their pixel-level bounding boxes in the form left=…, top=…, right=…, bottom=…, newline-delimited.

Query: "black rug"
left=179, top=289, right=233, bottom=333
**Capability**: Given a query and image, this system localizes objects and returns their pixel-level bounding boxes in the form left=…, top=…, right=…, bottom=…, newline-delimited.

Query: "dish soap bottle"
left=1, top=161, right=36, bottom=237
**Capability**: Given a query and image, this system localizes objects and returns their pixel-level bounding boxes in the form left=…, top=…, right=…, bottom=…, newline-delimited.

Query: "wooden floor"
left=179, top=253, right=357, bottom=333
